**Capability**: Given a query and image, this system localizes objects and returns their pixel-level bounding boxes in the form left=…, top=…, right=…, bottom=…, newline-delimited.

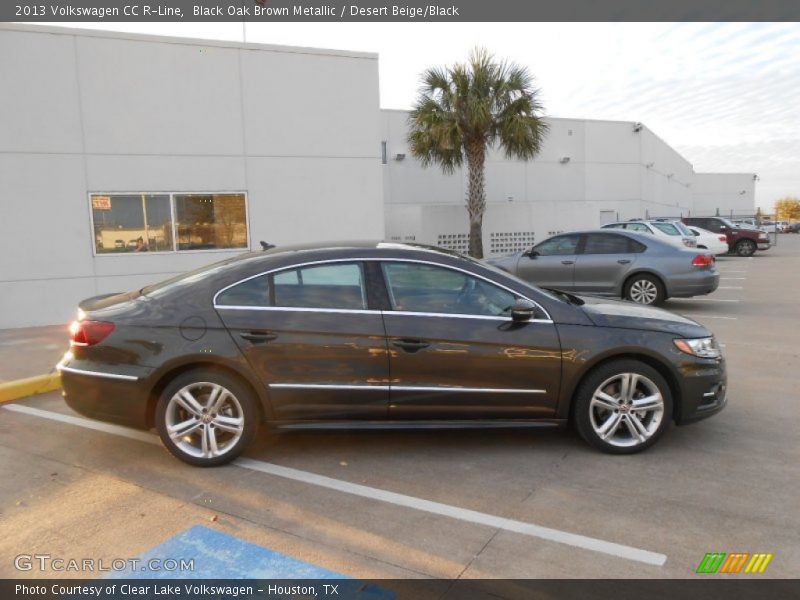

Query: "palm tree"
left=408, top=48, right=548, bottom=258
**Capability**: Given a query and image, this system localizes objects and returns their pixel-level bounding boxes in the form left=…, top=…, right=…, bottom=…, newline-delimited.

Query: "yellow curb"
left=0, top=373, right=61, bottom=405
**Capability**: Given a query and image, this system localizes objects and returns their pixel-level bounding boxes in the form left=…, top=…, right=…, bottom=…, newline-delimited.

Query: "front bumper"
left=58, top=356, right=153, bottom=429
left=758, top=240, right=771, bottom=250
left=675, top=356, right=727, bottom=425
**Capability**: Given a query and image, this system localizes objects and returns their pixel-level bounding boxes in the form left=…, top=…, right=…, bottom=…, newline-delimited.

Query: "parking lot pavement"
left=1, top=237, right=799, bottom=581
left=0, top=325, right=65, bottom=382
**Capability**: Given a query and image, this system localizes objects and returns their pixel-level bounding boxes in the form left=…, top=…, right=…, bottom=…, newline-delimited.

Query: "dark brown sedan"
left=58, top=242, right=727, bottom=466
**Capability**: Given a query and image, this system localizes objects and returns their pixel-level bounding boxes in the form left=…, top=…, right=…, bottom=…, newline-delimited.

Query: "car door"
left=379, top=260, right=562, bottom=420
left=214, top=261, right=389, bottom=421
left=573, top=232, right=638, bottom=295
left=516, top=233, right=581, bottom=290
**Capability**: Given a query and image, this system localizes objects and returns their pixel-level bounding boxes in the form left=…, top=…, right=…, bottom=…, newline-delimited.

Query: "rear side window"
left=625, top=222, right=651, bottom=233
left=582, top=233, right=634, bottom=254
left=273, top=263, right=366, bottom=310
left=216, top=274, right=270, bottom=307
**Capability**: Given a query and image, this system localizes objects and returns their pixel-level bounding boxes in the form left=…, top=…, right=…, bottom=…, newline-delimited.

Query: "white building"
left=382, top=110, right=755, bottom=256
left=0, top=24, right=384, bottom=328
left=0, top=24, right=755, bottom=328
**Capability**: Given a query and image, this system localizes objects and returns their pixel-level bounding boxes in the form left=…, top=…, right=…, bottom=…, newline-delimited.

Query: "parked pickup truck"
left=683, top=217, right=771, bottom=257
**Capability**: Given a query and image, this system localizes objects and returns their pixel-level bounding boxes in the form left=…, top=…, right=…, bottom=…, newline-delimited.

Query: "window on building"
left=90, top=192, right=248, bottom=254
left=91, top=194, right=173, bottom=253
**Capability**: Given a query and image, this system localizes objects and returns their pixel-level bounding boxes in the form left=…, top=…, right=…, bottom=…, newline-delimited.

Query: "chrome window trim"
left=269, top=383, right=546, bottom=394
left=57, top=364, right=139, bottom=382
left=212, top=257, right=552, bottom=322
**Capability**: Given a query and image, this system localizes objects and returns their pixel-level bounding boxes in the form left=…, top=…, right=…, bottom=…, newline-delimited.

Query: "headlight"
left=674, top=337, right=721, bottom=358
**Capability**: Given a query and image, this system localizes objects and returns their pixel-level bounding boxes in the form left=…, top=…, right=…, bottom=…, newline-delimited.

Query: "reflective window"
left=216, top=275, right=270, bottom=307
left=273, top=263, right=366, bottom=309
left=91, top=194, right=173, bottom=253
left=381, top=262, right=517, bottom=317
left=90, top=192, right=248, bottom=254
left=534, top=234, right=581, bottom=256
left=625, top=222, right=651, bottom=233
left=175, top=194, right=248, bottom=251
left=583, top=233, right=637, bottom=254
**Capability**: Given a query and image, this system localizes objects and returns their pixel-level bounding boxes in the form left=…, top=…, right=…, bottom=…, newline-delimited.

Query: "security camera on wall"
left=633, top=122, right=643, bottom=133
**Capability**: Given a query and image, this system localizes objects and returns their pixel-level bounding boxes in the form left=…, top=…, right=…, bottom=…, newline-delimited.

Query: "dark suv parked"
left=683, top=217, right=770, bottom=257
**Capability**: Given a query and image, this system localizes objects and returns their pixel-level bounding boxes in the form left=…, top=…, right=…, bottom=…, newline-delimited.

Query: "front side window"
left=534, top=234, right=581, bottom=256
left=381, top=262, right=517, bottom=317
left=91, top=194, right=173, bottom=253
left=90, top=192, right=247, bottom=254
left=274, top=263, right=366, bottom=310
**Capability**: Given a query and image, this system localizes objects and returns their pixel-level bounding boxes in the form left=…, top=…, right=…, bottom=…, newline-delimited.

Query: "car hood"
left=579, top=296, right=709, bottom=337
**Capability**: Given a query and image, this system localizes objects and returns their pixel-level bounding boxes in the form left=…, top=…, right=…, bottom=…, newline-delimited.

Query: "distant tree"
left=408, top=48, right=548, bottom=258
left=774, top=197, right=800, bottom=221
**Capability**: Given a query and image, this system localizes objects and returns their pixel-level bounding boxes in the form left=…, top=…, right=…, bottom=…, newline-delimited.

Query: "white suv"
left=601, top=220, right=697, bottom=248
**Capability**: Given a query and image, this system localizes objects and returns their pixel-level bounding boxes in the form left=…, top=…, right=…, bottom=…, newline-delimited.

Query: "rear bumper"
left=666, top=271, right=720, bottom=298
left=58, top=358, right=153, bottom=429
left=675, top=357, right=727, bottom=425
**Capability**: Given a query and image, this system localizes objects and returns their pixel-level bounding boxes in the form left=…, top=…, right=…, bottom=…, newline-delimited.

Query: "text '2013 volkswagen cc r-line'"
left=58, top=242, right=727, bottom=466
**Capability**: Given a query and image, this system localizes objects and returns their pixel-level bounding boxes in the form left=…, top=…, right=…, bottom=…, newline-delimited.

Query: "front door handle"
left=561, top=260, right=575, bottom=265
left=617, top=259, right=631, bottom=264
left=240, top=331, right=278, bottom=343
left=391, top=339, right=430, bottom=353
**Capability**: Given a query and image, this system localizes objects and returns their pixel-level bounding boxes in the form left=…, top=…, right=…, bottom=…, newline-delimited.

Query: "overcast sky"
left=35, top=21, right=800, bottom=210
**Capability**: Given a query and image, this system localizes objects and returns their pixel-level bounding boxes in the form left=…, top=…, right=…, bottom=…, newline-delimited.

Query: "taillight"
left=718, top=236, right=727, bottom=242
left=692, top=254, right=714, bottom=267
left=69, top=320, right=115, bottom=346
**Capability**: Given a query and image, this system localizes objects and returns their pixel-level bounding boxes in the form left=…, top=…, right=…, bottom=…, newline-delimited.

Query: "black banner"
left=4, top=0, right=800, bottom=22
left=5, top=579, right=800, bottom=600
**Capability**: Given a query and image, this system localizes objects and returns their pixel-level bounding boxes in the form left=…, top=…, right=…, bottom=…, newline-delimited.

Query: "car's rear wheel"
left=574, top=360, right=672, bottom=454
left=735, top=239, right=756, bottom=257
left=156, top=369, right=258, bottom=467
left=624, top=274, right=665, bottom=306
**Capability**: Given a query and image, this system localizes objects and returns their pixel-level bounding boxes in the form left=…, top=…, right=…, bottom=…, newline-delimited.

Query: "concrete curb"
left=0, top=373, right=61, bottom=404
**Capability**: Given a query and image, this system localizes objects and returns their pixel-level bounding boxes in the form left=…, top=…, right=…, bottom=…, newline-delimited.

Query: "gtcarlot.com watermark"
left=14, top=553, right=195, bottom=573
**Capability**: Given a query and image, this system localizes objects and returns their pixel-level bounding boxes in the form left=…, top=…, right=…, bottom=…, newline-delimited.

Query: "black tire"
left=624, top=273, right=665, bottom=306
left=573, top=359, right=673, bottom=454
left=155, top=368, right=259, bottom=467
left=735, top=239, right=757, bottom=257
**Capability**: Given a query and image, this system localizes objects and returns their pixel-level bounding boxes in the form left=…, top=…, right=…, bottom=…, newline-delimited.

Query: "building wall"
left=382, top=111, right=699, bottom=256
left=0, top=25, right=384, bottom=328
left=692, top=173, right=757, bottom=217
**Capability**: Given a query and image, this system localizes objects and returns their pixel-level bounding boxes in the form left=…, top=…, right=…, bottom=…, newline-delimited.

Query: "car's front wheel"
left=624, top=274, right=665, bottom=305
left=735, top=239, right=756, bottom=257
left=574, top=360, right=673, bottom=454
left=155, top=369, right=259, bottom=466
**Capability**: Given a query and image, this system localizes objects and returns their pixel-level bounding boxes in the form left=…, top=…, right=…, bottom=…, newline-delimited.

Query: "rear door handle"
left=240, top=331, right=278, bottom=343
left=561, top=260, right=575, bottom=265
left=617, top=259, right=631, bottom=264
left=391, top=339, right=430, bottom=353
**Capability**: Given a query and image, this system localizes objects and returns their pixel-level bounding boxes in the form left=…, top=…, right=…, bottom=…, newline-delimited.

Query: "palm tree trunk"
left=466, top=141, right=486, bottom=258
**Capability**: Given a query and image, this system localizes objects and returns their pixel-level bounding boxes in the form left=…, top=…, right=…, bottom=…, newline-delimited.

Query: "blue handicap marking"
left=104, top=525, right=393, bottom=599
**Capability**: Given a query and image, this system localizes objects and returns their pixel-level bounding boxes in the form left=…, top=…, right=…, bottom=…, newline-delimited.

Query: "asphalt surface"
left=1, top=236, right=798, bottom=582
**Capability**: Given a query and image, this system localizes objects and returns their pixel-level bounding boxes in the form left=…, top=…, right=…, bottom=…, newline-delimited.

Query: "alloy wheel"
left=164, top=382, right=244, bottom=459
left=589, top=372, right=665, bottom=448
left=629, top=279, right=658, bottom=304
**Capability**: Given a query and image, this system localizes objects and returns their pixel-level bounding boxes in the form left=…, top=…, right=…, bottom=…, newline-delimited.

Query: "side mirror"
left=523, top=248, right=538, bottom=259
left=511, top=298, right=536, bottom=322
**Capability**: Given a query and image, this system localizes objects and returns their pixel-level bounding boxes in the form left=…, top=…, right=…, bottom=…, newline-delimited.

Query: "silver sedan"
left=489, top=229, right=719, bottom=305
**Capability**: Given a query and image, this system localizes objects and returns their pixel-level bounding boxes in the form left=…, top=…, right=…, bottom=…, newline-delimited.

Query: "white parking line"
left=720, top=277, right=746, bottom=280
left=680, top=315, right=738, bottom=320
left=717, top=286, right=743, bottom=290
left=680, top=298, right=740, bottom=302
left=3, top=403, right=668, bottom=567
left=716, top=270, right=747, bottom=273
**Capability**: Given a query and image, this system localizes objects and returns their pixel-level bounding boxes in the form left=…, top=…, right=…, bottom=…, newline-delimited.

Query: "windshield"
left=719, top=218, right=737, bottom=228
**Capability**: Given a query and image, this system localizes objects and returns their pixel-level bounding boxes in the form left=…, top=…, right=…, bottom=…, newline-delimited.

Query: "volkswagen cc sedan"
left=58, top=242, right=727, bottom=466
